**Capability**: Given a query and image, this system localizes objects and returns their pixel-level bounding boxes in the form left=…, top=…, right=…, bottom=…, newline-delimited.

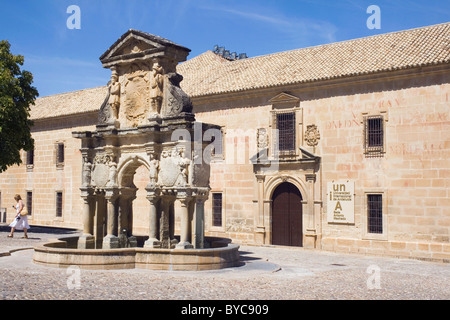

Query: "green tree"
left=0, top=40, right=38, bottom=172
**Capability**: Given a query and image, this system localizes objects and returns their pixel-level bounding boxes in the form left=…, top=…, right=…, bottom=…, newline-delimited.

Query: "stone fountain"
left=33, top=30, right=240, bottom=270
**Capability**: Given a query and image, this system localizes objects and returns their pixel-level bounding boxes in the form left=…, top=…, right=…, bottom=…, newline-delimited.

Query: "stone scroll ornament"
left=162, top=73, right=193, bottom=117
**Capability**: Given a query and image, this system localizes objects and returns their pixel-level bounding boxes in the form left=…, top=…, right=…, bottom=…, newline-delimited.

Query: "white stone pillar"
left=144, top=194, right=161, bottom=248
left=176, top=196, right=193, bottom=249
left=103, top=191, right=119, bottom=249
left=193, top=196, right=206, bottom=249
left=78, top=190, right=95, bottom=249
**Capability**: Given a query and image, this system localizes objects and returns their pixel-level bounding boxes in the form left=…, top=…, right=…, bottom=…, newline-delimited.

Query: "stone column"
left=144, top=188, right=161, bottom=248
left=304, top=173, right=317, bottom=249
left=78, top=189, right=95, bottom=249
left=192, top=195, right=207, bottom=249
left=254, top=174, right=266, bottom=244
left=103, top=190, right=119, bottom=249
left=118, top=188, right=137, bottom=247
left=159, top=195, right=176, bottom=249
left=176, top=195, right=193, bottom=249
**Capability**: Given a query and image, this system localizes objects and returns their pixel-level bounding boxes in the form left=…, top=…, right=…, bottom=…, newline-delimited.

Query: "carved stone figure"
left=150, top=62, right=164, bottom=116
left=82, top=157, right=92, bottom=186
left=176, top=150, right=191, bottom=186
left=107, top=161, right=118, bottom=187
left=108, top=75, right=121, bottom=119
left=148, top=153, right=160, bottom=186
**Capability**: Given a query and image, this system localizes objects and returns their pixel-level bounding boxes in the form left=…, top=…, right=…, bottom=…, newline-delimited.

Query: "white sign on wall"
left=327, top=180, right=355, bottom=224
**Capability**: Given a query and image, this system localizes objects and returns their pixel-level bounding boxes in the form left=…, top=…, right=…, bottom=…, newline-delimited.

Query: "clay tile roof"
left=30, top=86, right=108, bottom=120
left=30, top=22, right=450, bottom=120
left=177, top=22, right=450, bottom=97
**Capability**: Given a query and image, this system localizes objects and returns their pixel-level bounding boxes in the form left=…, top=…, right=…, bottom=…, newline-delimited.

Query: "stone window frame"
left=209, top=189, right=226, bottom=232
left=55, top=191, right=64, bottom=218
left=26, top=190, right=33, bottom=216
left=210, top=127, right=225, bottom=162
left=268, top=93, right=303, bottom=160
left=362, top=110, right=388, bottom=158
left=26, top=147, right=34, bottom=171
left=362, top=190, right=388, bottom=241
left=55, top=141, right=65, bottom=169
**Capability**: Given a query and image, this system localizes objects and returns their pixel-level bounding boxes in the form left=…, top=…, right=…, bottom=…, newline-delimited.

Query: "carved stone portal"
left=74, top=30, right=218, bottom=250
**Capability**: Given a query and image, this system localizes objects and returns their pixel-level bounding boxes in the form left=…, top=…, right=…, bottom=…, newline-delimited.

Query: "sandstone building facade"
left=1, top=23, right=449, bottom=261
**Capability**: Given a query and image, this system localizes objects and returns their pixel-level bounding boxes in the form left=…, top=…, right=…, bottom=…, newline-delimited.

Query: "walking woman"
left=7, top=194, right=30, bottom=238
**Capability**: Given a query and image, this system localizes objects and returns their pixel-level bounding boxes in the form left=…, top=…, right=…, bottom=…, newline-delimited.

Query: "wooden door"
left=272, top=182, right=303, bottom=246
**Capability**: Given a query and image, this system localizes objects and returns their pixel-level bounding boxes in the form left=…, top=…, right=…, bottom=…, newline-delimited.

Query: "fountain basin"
left=33, top=236, right=241, bottom=271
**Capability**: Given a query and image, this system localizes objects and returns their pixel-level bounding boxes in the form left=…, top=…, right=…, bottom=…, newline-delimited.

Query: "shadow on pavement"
left=0, top=225, right=79, bottom=236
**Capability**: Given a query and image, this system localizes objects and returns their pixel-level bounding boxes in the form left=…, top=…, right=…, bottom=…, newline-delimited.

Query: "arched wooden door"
left=271, top=182, right=303, bottom=246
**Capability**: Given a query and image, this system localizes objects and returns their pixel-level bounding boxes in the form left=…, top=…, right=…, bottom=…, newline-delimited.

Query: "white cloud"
left=199, top=4, right=338, bottom=46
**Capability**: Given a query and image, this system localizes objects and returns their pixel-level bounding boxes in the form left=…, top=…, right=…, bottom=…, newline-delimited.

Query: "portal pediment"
left=100, top=29, right=190, bottom=67
left=269, top=92, right=300, bottom=104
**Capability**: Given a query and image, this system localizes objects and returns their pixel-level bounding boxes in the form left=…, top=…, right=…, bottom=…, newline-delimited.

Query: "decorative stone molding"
left=305, top=124, right=320, bottom=147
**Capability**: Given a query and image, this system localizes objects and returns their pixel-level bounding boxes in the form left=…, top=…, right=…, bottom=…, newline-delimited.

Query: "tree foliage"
left=0, top=40, right=38, bottom=172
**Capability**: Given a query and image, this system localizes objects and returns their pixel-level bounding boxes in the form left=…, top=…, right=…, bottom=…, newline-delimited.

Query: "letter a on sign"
left=67, top=5, right=81, bottom=30
left=334, top=201, right=342, bottom=211
left=366, top=5, right=381, bottom=30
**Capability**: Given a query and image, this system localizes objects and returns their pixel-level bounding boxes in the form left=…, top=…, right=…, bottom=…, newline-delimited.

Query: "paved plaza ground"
left=0, top=224, right=449, bottom=301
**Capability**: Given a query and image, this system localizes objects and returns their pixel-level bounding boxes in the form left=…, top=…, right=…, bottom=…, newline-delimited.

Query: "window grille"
left=26, top=191, right=32, bottom=216
left=367, top=194, right=383, bottom=234
left=364, top=115, right=384, bottom=157
left=57, top=143, right=64, bottom=164
left=212, top=193, right=223, bottom=227
left=273, top=111, right=296, bottom=156
left=56, top=192, right=63, bottom=217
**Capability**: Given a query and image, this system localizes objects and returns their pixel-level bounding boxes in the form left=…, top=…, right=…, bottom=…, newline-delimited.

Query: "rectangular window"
left=364, top=115, right=384, bottom=157
left=212, top=193, right=223, bottom=227
left=367, top=194, right=383, bottom=234
left=276, top=112, right=296, bottom=153
left=57, top=143, right=64, bottom=164
left=26, top=191, right=32, bottom=216
left=56, top=192, right=63, bottom=217
left=26, top=149, right=34, bottom=166
left=212, top=131, right=223, bottom=158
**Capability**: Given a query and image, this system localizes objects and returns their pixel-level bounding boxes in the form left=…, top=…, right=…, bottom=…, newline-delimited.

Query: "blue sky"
left=1, top=0, right=449, bottom=97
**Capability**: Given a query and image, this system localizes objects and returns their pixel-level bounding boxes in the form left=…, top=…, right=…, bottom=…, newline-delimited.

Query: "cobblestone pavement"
left=0, top=225, right=449, bottom=300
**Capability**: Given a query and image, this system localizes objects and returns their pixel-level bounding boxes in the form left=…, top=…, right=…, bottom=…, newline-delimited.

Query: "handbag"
left=20, top=206, right=28, bottom=216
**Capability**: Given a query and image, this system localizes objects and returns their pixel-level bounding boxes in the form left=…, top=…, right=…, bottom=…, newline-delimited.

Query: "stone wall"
left=193, top=65, right=449, bottom=261
left=0, top=113, right=97, bottom=228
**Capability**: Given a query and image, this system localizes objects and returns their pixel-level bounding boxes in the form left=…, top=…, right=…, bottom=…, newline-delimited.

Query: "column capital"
left=255, top=174, right=266, bottom=182
left=80, top=187, right=94, bottom=199
left=177, top=195, right=193, bottom=207
left=145, top=186, right=161, bottom=199
left=120, top=187, right=138, bottom=201
left=305, top=173, right=316, bottom=182
left=105, top=188, right=119, bottom=201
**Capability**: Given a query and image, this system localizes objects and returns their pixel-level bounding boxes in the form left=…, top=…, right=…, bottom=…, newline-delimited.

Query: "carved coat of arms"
left=305, top=124, right=320, bottom=147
